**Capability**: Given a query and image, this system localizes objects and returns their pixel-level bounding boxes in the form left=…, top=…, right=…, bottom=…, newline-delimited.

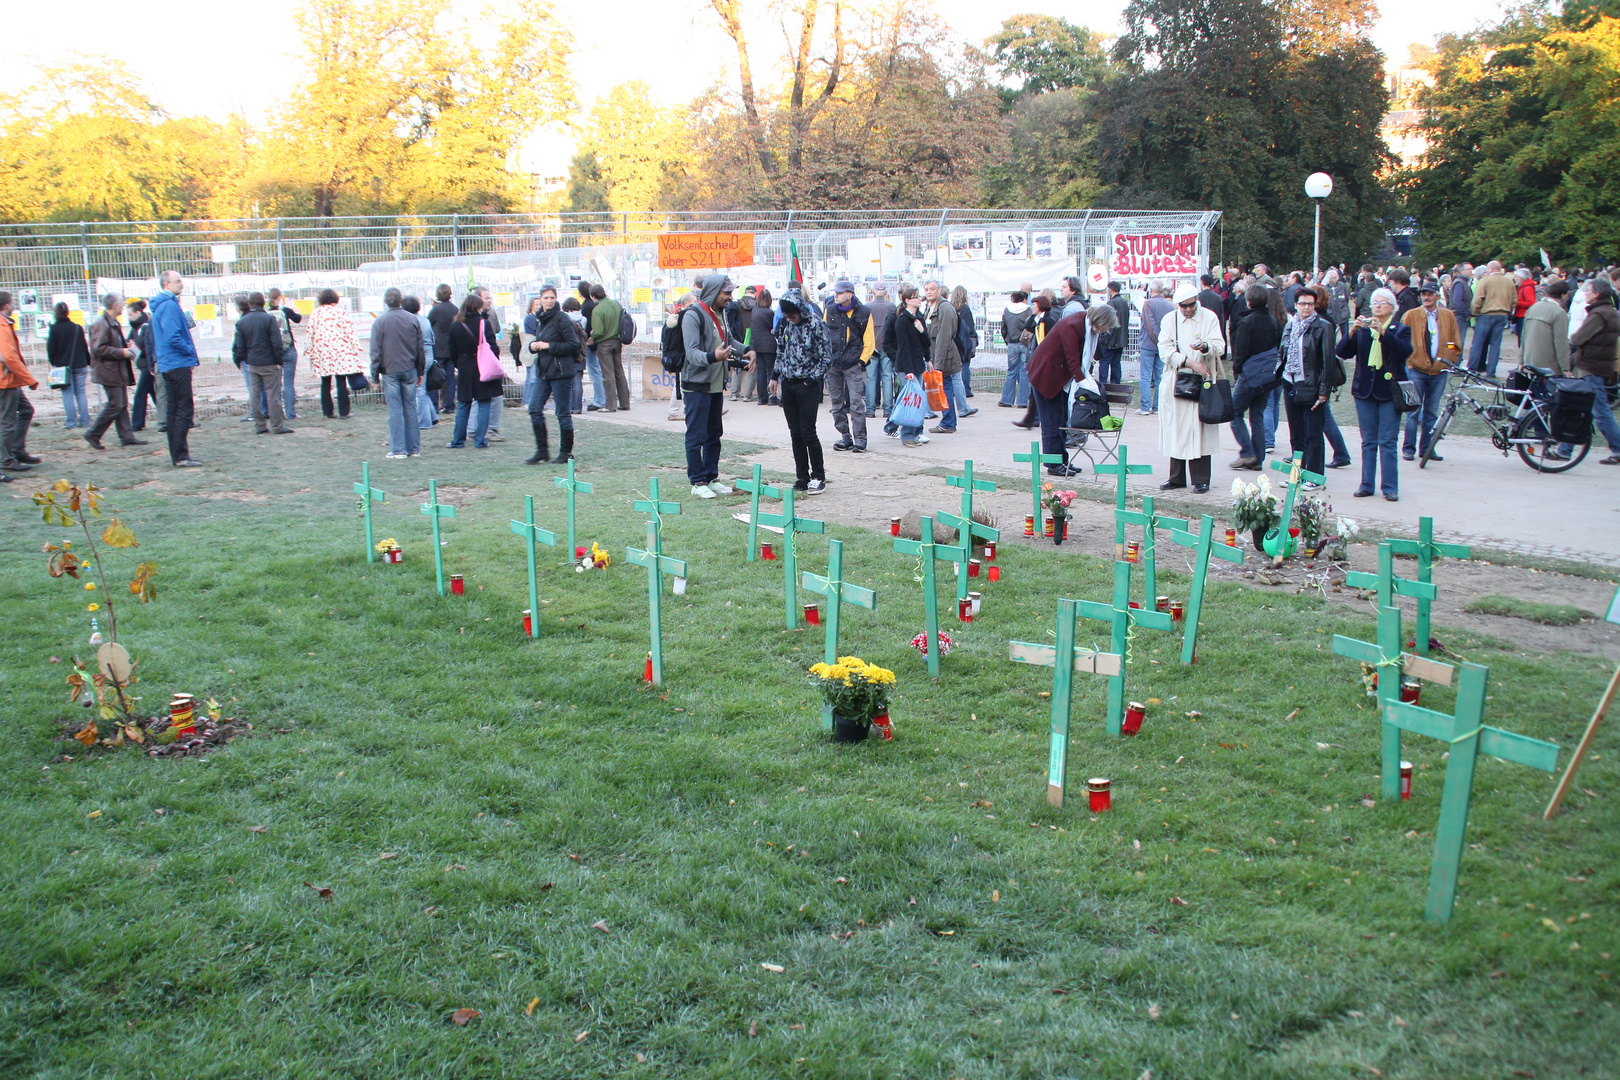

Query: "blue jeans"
left=1469, top=313, right=1509, bottom=377
left=1228, top=375, right=1273, bottom=460
left=1402, top=369, right=1449, bottom=456
left=416, top=370, right=437, bottom=429
left=1000, top=344, right=1029, bottom=406
left=1557, top=373, right=1620, bottom=455
left=282, top=347, right=299, bottom=417
left=1138, top=345, right=1162, bottom=411
left=381, top=370, right=420, bottom=454
left=1355, top=396, right=1400, bottom=497
left=1262, top=383, right=1282, bottom=449
left=60, top=367, right=89, bottom=427
left=530, top=376, right=575, bottom=431
left=938, top=373, right=965, bottom=429
left=684, top=390, right=724, bottom=484
left=521, top=364, right=538, bottom=409
left=586, top=347, right=606, bottom=407
left=866, top=352, right=893, bottom=413
left=1097, top=346, right=1123, bottom=385
left=450, top=399, right=491, bottom=447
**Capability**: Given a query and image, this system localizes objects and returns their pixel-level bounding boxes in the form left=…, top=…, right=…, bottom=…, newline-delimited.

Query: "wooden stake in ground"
left=1115, top=494, right=1187, bottom=608
left=1264, top=452, right=1325, bottom=557
left=551, top=458, right=593, bottom=558
left=625, top=518, right=687, bottom=689
left=1094, top=444, right=1152, bottom=560
left=509, top=494, right=558, bottom=640
left=937, top=458, right=1000, bottom=603
left=892, top=514, right=967, bottom=678
left=419, top=479, right=457, bottom=597
left=1012, top=440, right=1065, bottom=525
left=801, top=538, right=876, bottom=731
left=1009, top=597, right=1122, bottom=807
left=1384, top=516, right=1470, bottom=654
left=757, top=483, right=825, bottom=630
left=353, top=462, right=386, bottom=562
left=736, top=463, right=767, bottom=562
left=1545, top=586, right=1620, bottom=818
left=1164, top=513, right=1245, bottom=664
left=1385, top=661, right=1560, bottom=922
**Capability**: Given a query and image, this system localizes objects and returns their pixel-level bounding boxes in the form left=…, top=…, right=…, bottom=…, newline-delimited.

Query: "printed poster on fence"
left=1031, top=231, right=1067, bottom=260
left=1109, top=232, right=1201, bottom=277
left=656, top=232, right=756, bottom=270
left=991, top=231, right=1027, bottom=260
left=947, top=230, right=987, bottom=262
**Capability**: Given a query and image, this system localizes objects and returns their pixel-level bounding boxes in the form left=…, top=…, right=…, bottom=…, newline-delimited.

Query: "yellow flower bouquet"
left=809, top=656, right=895, bottom=736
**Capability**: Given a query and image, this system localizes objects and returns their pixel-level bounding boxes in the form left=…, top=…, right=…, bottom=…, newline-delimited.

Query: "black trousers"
left=88, top=385, right=136, bottom=443
left=754, top=353, right=776, bottom=403
left=162, top=368, right=194, bottom=463
left=320, top=375, right=351, bottom=417
left=1167, top=456, right=1211, bottom=487
left=1284, top=393, right=1326, bottom=477
left=132, top=368, right=158, bottom=429
left=779, top=377, right=824, bottom=484
left=1033, top=386, right=1071, bottom=470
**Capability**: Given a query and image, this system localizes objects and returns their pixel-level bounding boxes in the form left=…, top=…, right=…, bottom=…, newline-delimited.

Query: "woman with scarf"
left=1336, top=287, right=1412, bottom=500
left=768, top=287, right=833, bottom=493
left=1278, top=288, right=1336, bottom=481
left=1158, top=282, right=1226, bottom=492
left=523, top=285, right=581, bottom=463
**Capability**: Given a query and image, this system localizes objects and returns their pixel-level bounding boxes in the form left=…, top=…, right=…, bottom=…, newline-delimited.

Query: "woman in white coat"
left=1157, top=282, right=1227, bottom=492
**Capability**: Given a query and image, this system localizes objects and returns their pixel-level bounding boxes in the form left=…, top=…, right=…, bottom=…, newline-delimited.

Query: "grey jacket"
left=925, top=298, right=961, bottom=375
left=682, top=274, right=747, bottom=392
left=370, top=306, right=425, bottom=377
left=1520, top=298, right=1570, bottom=375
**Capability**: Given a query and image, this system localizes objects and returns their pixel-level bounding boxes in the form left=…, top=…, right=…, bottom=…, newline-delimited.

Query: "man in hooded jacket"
left=681, top=274, right=754, bottom=497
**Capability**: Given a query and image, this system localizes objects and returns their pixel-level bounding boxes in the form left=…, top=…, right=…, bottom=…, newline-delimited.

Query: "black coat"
left=428, top=300, right=458, bottom=359
left=1230, top=310, right=1280, bottom=376
left=1337, top=320, right=1413, bottom=403
left=232, top=309, right=287, bottom=367
left=528, top=306, right=581, bottom=382
left=47, top=319, right=91, bottom=370
left=882, top=307, right=931, bottom=376
left=1281, top=315, right=1337, bottom=404
left=449, top=319, right=504, bottom=403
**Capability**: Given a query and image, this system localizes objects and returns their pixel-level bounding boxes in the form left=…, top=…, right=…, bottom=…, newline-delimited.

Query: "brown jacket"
left=1470, top=272, right=1517, bottom=317
left=1400, top=305, right=1463, bottom=375
left=0, top=313, right=36, bottom=390
left=1569, top=296, right=1619, bottom=381
left=87, top=313, right=135, bottom=387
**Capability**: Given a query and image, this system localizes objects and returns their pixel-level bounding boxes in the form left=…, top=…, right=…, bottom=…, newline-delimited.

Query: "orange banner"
left=656, top=232, right=756, bottom=270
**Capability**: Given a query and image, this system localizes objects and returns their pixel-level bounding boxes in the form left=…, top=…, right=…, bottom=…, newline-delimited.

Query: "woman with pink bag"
left=446, top=293, right=504, bottom=449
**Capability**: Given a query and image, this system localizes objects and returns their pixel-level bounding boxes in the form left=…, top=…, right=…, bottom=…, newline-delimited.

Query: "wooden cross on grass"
left=892, top=514, right=967, bottom=678
left=736, top=463, right=769, bottom=563
left=354, top=462, right=385, bottom=562
left=1333, top=606, right=1460, bottom=800
left=509, top=494, right=558, bottom=640
left=1094, top=444, right=1152, bottom=560
left=633, top=477, right=681, bottom=531
left=1009, top=597, right=1122, bottom=807
left=937, top=459, right=1000, bottom=603
left=1115, top=494, right=1187, bottom=606
left=1385, top=660, right=1560, bottom=922
left=551, top=459, right=593, bottom=558
left=1264, top=451, right=1325, bottom=557
left=1077, top=560, right=1162, bottom=735
left=626, top=518, right=687, bottom=688
left=757, top=484, right=825, bottom=630
left=1163, top=513, right=1245, bottom=664
left=802, top=537, right=876, bottom=730
left=1345, top=541, right=1439, bottom=665
left=1013, top=440, right=1065, bottom=525
left=1385, top=517, right=1470, bottom=655
left=418, top=480, right=457, bottom=597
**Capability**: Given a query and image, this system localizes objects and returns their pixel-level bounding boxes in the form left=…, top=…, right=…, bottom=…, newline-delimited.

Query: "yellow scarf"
left=1368, top=316, right=1391, bottom=369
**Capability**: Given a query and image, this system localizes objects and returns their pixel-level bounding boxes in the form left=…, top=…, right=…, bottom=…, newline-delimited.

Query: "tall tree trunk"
left=710, top=0, right=777, bottom=178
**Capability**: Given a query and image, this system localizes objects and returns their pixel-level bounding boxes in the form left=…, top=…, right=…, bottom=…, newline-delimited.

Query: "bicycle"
left=1420, top=363, right=1589, bottom=473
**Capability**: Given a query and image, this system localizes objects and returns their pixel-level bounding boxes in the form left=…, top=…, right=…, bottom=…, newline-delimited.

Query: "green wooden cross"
left=892, top=514, right=968, bottom=678
left=1264, top=451, right=1326, bottom=557
left=1164, top=513, right=1245, bottom=664
left=633, top=476, right=682, bottom=528
left=802, top=538, right=877, bottom=731
left=1095, top=444, right=1153, bottom=559
left=1013, top=440, right=1065, bottom=524
left=1009, top=597, right=1122, bottom=807
left=1386, top=517, right=1470, bottom=655
left=1385, top=661, right=1560, bottom=923
left=1333, top=606, right=1459, bottom=800
left=1074, top=560, right=1166, bottom=735
left=1115, top=495, right=1187, bottom=605
left=1345, top=542, right=1439, bottom=667
left=550, top=458, right=593, bottom=558
left=938, top=459, right=1001, bottom=602
left=757, top=483, right=825, bottom=629
left=736, top=463, right=768, bottom=563
left=509, top=494, right=558, bottom=640
left=625, top=518, right=688, bottom=688
left=353, top=461, right=385, bottom=562
left=419, top=479, right=457, bottom=597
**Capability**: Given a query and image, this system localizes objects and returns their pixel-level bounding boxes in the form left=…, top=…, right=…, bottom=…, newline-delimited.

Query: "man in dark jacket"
left=1561, top=278, right=1620, bottom=463
left=864, top=284, right=895, bottom=417
left=1026, top=309, right=1104, bottom=478
left=1387, top=268, right=1422, bottom=318
left=370, top=287, right=425, bottom=457
left=1101, top=280, right=1131, bottom=384
left=428, top=284, right=458, bottom=413
left=84, top=293, right=145, bottom=451
left=1447, top=263, right=1474, bottom=354
left=1198, top=274, right=1227, bottom=338
left=823, top=280, right=873, bottom=452
left=231, top=291, right=290, bottom=435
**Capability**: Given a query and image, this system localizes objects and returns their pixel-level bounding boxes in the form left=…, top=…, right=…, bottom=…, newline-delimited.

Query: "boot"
left=555, top=427, right=575, bottom=463
left=524, top=420, right=550, bottom=464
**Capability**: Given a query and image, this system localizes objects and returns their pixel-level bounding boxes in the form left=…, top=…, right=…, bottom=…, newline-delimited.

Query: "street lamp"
left=1305, top=172, right=1333, bottom=277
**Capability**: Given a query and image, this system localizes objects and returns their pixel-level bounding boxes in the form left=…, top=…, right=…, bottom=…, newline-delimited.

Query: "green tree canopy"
left=986, top=15, right=1112, bottom=104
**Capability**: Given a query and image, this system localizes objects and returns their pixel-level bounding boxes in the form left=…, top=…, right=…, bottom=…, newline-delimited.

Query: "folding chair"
left=1064, top=381, right=1138, bottom=471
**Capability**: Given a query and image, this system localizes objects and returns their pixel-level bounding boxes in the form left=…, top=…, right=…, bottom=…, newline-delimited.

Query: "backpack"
left=660, top=311, right=690, bottom=374
left=954, top=308, right=978, bottom=362
left=271, top=306, right=294, bottom=350
left=618, top=308, right=637, bottom=345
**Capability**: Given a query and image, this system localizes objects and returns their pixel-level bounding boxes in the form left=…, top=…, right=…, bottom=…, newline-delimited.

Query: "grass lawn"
left=1, top=413, right=1615, bottom=1079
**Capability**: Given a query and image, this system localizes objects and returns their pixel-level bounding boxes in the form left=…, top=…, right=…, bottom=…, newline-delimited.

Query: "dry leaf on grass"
left=748, top=1020, right=759, bottom=1037
left=526, top=997, right=539, bottom=1016
left=1170, top=896, right=1189, bottom=906
left=302, top=882, right=333, bottom=899
left=86, top=809, right=102, bottom=818
left=574, top=1030, right=589, bottom=1043
left=379, top=852, right=399, bottom=860
left=450, top=1008, right=479, bottom=1026
left=248, top=825, right=268, bottom=833
left=539, top=883, right=554, bottom=891
left=760, top=962, right=785, bottom=973
left=590, top=920, right=610, bottom=933
left=636, top=1053, right=647, bottom=1063
left=1148, top=1003, right=1162, bottom=1020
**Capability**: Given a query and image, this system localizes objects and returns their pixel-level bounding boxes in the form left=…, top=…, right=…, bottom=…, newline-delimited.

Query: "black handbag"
left=1173, top=370, right=1203, bottom=401
left=1199, top=377, right=1235, bottom=424
left=425, top=361, right=447, bottom=392
left=1393, top=379, right=1422, bottom=414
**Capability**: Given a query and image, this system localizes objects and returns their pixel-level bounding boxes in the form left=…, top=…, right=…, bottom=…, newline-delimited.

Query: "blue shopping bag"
left=889, top=375, right=926, bottom=429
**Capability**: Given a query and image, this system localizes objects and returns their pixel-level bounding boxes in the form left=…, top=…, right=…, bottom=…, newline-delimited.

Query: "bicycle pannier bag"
left=1548, top=377, right=1596, bottom=444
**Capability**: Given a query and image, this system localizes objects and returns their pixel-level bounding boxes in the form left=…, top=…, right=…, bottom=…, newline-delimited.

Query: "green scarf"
left=1368, top=316, right=1391, bottom=370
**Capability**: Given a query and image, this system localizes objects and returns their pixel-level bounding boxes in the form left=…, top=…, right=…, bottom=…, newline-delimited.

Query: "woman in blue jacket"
left=1336, top=288, right=1412, bottom=501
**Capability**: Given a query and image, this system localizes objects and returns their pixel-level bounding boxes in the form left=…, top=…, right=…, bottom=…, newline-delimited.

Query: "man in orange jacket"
left=0, top=290, right=41, bottom=482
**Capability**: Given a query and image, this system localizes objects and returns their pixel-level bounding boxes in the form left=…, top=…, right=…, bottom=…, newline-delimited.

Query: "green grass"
left=1, top=413, right=1616, bottom=1078
left=1464, top=594, right=1598, bottom=627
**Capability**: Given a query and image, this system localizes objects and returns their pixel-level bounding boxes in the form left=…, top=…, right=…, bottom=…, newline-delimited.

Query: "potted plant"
left=1293, top=494, right=1331, bottom=557
left=1041, top=483, right=1076, bottom=544
left=1229, top=475, right=1280, bottom=552
left=809, top=656, right=896, bottom=743
left=1324, top=515, right=1359, bottom=562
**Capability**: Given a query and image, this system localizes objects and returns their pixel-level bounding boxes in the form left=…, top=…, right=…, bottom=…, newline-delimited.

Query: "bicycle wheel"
left=1513, top=410, right=1589, bottom=473
left=1419, top=402, right=1456, bottom=469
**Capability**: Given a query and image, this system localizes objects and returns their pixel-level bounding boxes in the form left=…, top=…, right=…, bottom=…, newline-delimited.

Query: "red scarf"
left=697, top=301, right=728, bottom=345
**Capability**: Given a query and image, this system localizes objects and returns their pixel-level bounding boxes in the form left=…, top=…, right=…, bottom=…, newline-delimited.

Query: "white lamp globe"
left=1305, top=172, right=1333, bottom=199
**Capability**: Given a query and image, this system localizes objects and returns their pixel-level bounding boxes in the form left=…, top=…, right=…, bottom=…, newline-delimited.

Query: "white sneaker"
left=915, top=434, right=930, bottom=444
left=691, top=484, right=716, bottom=499
left=805, top=478, right=826, bottom=494
left=407, top=452, right=421, bottom=458
left=385, top=452, right=406, bottom=460
left=708, top=481, right=734, bottom=495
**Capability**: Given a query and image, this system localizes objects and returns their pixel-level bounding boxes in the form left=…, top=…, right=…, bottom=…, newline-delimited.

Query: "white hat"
left=1173, top=283, right=1199, bottom=305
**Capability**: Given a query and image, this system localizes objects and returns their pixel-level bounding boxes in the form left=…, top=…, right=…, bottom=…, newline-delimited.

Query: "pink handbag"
left=475, top=329, right=504, bottom=382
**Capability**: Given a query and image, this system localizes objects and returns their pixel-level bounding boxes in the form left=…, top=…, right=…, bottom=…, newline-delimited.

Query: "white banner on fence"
left=97, top=263, right=541, bottom=302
